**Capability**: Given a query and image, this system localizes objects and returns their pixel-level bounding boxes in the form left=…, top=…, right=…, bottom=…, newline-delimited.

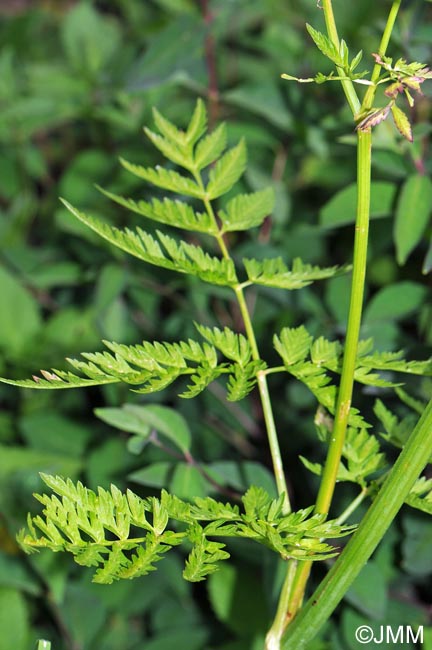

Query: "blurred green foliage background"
left=0, top=1, right=431, bottom=648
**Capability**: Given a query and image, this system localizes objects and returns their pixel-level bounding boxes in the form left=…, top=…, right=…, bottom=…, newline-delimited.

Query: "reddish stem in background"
left=149, top=431, right=241, bottom=500
left=201, top=0, right=220, bottom=128
left=259, top=145, right=288, bottom=245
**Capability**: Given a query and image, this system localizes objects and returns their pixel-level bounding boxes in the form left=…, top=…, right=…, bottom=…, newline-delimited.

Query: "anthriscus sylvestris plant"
left=2, top=1, right=432, bottom=648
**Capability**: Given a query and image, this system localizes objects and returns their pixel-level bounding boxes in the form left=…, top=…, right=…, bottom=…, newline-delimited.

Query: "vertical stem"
left=265, top=1, right=363, bottom=641
left=284, top=130, right=372, bottom=622
left=316, top=129, right=371, bottom=514
left=200, top=0, right=220, bottom=128
left=313, top=0, right=403, bottom=520
left=265, top=561, right=298, bottom=650
left=321, top=0, right=340, bottom=46
left=197, top=183, right=291, bottom=514
left=321, top=0, right=361, bottom=116
left=362, top=0, right=403, bottom=112
left=234, top=287, right=291, bottom=514
left=269, top=0, right=404, bottom=637
left=267, top=1, right=404, bottom=646
left=257, top=371, right=291, bottom=513
left=282, top=398, right=432, bottom=649
left=313, top=0, right=373, bottom=510
left=231, top=281, right=291, bottom=512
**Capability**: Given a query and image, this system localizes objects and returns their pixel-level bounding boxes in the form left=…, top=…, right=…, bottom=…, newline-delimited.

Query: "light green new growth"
left=1, top=49, right=431, bottom=648
left=19, top=476, right=355, bottom=584
left=0, top=98, right=348, bottom=517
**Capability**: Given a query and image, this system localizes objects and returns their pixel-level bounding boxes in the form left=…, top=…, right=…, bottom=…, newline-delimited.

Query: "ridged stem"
left=265, top=561, right=298, bottom=650
left=284, top=129, right=372, bottom=622
left=361, top=0, right=403, bottom=112
left=321, top=0, right=361, bottom=116
left=197, top=182, right=291, bottom=514
left=268, top=0, right=404, bottom=641
left=282, top=398, right=432, bottom=648
left=315, top=129, right=371, bottom=514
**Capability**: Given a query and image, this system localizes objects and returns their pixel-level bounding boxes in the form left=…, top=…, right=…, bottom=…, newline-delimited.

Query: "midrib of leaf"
left=190, top=163, right=292, bottom=514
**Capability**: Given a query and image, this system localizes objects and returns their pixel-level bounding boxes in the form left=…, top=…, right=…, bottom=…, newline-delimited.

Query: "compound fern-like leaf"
left=206, top=139, right=247, bottom=199
left=226, top=360, right=266, bottom=402
left=301, top=427, right=386, bottom=487
left=194, top=123, right=227, bottom=170
left=98, top=188, right=215, bottom=234
left=144, top=127, right=193, bottom=170
left=274, top=326, right=313, bottom=366
left=374, top=398, right=430, bottom=460
left=183, top=524, right=230, bottom=582
left=61, top=201, right=237, bottom=286
left=243, top=257, right=346, bottom=290
left=219, top=188, right=275, bottom=232
left=195, top=324, right=252, bottom=365
left=405, top=477, right=432, bottom=515
left=19, top=477, right=355, bottom=584
left=1, top=333, right=265, bottom=402
left=120, top=158, right=204, bottom=198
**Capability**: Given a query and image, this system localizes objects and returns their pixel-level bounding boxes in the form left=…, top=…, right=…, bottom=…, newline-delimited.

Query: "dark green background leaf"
left=320, top=182, right=396, bottom=228
left=394, top=174, right=432, bottom=265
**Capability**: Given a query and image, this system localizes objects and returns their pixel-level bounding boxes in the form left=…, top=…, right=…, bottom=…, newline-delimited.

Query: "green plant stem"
left=334, top=472, right=388, bottom=527
left=282, top=129, right=372, bottom=623
left=282, top=397, right=432, bottom=649
left=233, top=286, right=260, bottom=359
left=265, top=561, right=298, bottom=650
left=256, top=369, right=291, bottom=514
left=268, top=0, right=406, bottom=635
left=234, top=278, right=290, bottom=513
left=272, top=482, right=370, bottom=639
left=362, top=0, right=403, bottom=112
left=316, top=129, right=371, bottom=514
left=233, top=282, right=290, bottom=512
left=321, top=0, right=361, bottom=116
left=197, top=178, right=291, bottom=514
left=335, top=487, right=369, bottom=526
left=274, top=1, right=405, bottom=631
